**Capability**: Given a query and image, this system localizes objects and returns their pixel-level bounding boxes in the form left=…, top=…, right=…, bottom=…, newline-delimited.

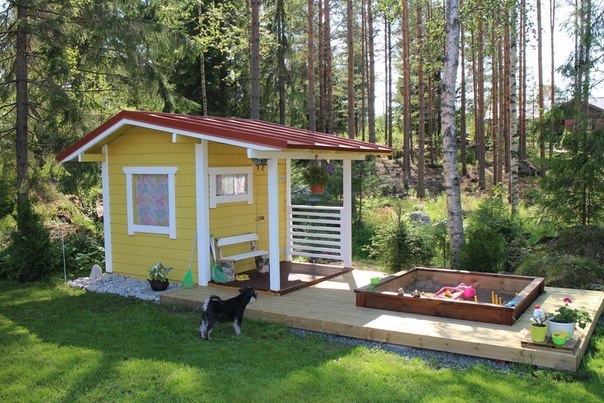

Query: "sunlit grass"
left=0, top=281, right=602, bottom=401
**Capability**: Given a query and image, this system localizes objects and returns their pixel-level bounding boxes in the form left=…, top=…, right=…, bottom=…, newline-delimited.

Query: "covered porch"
left=197, top=148, right=369, bottom=293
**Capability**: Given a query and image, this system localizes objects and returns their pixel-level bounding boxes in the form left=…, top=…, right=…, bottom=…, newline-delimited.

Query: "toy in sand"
left=434, top=283, right=476, bottom=300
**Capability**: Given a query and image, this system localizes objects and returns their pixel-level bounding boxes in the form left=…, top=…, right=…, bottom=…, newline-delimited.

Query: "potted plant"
left=548, top=297, right=592, bottom=340
left=301, top=163, right=330, bottom=194
left=147, top=262, right=172, bottom=291
left=529, top=306, right=548, bottom=343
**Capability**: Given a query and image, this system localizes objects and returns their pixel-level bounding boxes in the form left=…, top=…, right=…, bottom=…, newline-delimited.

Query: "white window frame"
left=123, top=166, right=178, bottom=239
left=209, top=166, right=254, bottom=208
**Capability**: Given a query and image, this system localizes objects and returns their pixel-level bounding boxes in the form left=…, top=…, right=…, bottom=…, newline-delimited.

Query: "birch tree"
left=442, top=0, right=464, bottom=267
left=509, top=1, right=519, bottom=212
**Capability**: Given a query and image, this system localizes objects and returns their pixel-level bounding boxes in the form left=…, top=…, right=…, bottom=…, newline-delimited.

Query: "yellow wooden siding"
left=107, top=130, right=290, bottom=281
left=108, top=127, right=198, bottom=282
left=207, top=143, right=287, bottom=273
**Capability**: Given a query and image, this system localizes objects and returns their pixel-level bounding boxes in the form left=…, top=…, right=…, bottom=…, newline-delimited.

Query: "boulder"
left=89, top=264, right=103, bottom=281
left=410, top=211, right=431, bottom=225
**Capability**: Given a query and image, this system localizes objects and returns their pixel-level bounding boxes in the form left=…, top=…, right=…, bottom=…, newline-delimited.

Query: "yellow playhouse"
left=58, top=111, right=391, bottom=293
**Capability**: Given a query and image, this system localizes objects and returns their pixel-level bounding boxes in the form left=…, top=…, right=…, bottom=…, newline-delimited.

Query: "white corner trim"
left=196, top=141, right=211, bottom=286
left=123, top=166, right=178, bottom=239
left=101, top=145, right=112, bottom=272
left=208, top=166, right=254, bottom=208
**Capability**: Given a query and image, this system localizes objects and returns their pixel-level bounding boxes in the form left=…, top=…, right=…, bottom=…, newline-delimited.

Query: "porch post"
left=196, top=140, right=211, bottom=286
left=101, top=145, right=112, bottom=272
left=268, top=157, right=281, bottom=291
left=285, top=158, right=292, bottom=262
left=342, top=159, right=352, bottom=268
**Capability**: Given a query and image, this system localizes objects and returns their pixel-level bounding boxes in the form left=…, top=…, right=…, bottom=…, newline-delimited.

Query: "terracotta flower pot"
left=148, top=279, right=169, bottom=291
left=310, top=184, right=325, bottom=194
left=529, top=323, right=548, bottom=343
left=548, top=321, right=575, bottom=340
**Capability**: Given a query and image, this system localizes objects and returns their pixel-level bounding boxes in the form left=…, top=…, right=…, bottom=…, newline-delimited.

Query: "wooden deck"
left=209, top=261, right=351, bottom=295
left=161, top=270, right=604, bottom=371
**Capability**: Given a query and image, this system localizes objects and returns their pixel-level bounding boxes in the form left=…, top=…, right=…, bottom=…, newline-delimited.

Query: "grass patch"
left=0, top=281, right=603, bottom=401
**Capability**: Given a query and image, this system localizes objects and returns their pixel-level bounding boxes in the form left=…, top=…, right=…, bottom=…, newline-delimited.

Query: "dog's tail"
left=202, top=295, right=222, bottom=313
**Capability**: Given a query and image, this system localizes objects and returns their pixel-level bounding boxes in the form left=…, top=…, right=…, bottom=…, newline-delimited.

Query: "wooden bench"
left=214, top=233, right=268, bottom=264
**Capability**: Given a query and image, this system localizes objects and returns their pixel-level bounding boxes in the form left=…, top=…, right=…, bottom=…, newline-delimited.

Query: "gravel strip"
left=290, top=328, right=514, bottom=372
left=67, top=273, right=180, bottom=302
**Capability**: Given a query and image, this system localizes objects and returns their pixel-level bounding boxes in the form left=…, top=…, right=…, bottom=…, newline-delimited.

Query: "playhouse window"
left=209, top=167, right=253, bottom=208
left=123, top=167, right=177, bottom=239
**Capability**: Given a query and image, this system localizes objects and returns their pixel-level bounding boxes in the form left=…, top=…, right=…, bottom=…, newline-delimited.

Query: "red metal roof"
left=57, top=110, right=392, bottom=162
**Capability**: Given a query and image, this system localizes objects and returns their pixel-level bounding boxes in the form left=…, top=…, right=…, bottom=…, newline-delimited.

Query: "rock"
left=410, top=211, right=431, bottom=225
left=519, top=159, right=539, bottom=177
left=89, top=264, right=103, bottom=281
left=87, top=284, right=99, bottom=292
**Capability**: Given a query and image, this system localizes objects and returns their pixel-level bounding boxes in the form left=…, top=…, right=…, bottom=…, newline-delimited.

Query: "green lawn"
left=0, top=281, right=602, bottom=402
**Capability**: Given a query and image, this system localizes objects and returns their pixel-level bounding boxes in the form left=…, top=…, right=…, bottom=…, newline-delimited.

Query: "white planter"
left=548, top=321, right=575, bottom=340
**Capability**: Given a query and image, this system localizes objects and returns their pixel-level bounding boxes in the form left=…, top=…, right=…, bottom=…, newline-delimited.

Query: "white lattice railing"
left=287, top=204, right=343, bottom=261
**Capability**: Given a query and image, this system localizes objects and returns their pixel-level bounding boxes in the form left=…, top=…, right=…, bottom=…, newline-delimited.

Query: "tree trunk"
left=250, top=0, right=261, bottom=120
left=519, top=0, right=526, bottom=160
left=198, top=6, right=208, bottom=116
left=537, top=0, right=545, bottom=174
left=16, top=1, right=29, bottom=215
left=504, top=9, right=511, bottom=174
left=460, top=12, right=467, bottom=177
left=367, top=0, right=376, bottom=144
left=497, top=37, right=505, bottom=183
left=417, top=3, right=426, bottom=198
left=491, top=10, right=499, bottom=185
left=509, top=2, right=519, bottom=212
left=384, top=15, right=388, bottom=145
left=361, top=0, right=366, bottom=141
left=442, top=0, right=464, bottom=268
left=388, top=20, right=393, bottom=148
left=318, top=0, right=325, bottom=132
left=347, top=0, right=355, bottom=139
left=308, top=0, right=316, bottom=131
left=277, top=0, right=286, bottom=125
left=402, top=0, right=411, bottom=182
left=325, top=0, right=334, bottom=134
left=550, top=0, right=555, bottom=106
left=477, top=19, right=485, bottom=189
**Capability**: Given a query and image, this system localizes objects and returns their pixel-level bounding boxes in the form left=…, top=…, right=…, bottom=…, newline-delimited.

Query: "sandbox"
left=354, top=267, right=545, bottom=325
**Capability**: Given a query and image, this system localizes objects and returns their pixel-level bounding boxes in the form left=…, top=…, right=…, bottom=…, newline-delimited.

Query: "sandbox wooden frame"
left=354, top=268, right=545, bottom=325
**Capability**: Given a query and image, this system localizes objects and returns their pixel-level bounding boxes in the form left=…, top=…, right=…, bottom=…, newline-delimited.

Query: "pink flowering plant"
left=548, top=297, right=592, bottom=329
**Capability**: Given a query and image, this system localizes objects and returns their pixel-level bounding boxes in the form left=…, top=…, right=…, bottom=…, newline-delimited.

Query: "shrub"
left=367, top=208, right=435, bottom=272
left=52, top=231, right=105, bottom=278
left=515, top=254, right=604, bottom=290
left=460, top=195, right=520, bottom=272
left=2, top=200, right=53, bottom=282
left=546, top=226, right=604, bottom=265
left=352, top=222, right=376, bottom=260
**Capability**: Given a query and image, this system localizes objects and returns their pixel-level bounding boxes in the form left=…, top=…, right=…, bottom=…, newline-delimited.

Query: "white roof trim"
left=247, top=149, right=367, bottom=161
left=60, top=118, right=281, bottom=162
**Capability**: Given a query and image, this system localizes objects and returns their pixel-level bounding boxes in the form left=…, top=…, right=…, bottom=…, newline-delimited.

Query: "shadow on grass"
left=0, top=281, right=602, bottom=401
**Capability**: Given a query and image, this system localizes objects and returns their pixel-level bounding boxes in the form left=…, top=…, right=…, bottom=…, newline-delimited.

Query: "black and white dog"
left=199, top=287, right=258, bottom=340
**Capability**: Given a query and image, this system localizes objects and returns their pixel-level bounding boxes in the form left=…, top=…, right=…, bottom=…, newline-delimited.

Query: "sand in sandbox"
left=405, top=280, right=517, bottom=304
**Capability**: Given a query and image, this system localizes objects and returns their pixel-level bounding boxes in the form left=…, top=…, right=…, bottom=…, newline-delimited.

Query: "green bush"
left=2, top=200, right=53, bottom=282
left=460, top=195, right=521, bottom=273
left=52, top=231, right=105, bottom=278
left=515, top=254, right=604, bottom=290
left=352, top=223, right=376, bottom=260
left=367, top=208, right=435, bottom=272
left=547, top=226, right=604, bottom=265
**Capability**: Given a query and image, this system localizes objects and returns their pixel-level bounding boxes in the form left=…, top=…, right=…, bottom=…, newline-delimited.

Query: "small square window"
left=209, top=167, right=253, bottom=208
left=124, top=167, right=177, bottom=238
